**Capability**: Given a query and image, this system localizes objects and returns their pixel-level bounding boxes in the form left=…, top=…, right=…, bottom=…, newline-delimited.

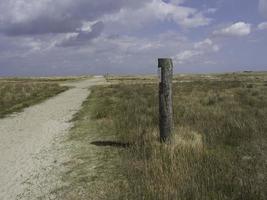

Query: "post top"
left=158, top=58, right=172, bottom=60
left=158, top=58, right=173, bottom=68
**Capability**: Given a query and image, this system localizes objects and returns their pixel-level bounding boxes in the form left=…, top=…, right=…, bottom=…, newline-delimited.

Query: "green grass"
left=63, top=72, right=267, bottom=200
left=0, top=81, right=68, bottom=117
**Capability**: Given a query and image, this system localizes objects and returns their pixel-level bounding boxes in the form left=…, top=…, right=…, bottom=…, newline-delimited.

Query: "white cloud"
left=175, top=38, right=219, bottom=64
left=57, top=21, right=104, bottom=47
left=175, top=50, right=201, bottom=64
left=194, top=38, right=219, bottom=52
left=148, top=0, right=211, bottom=28
left=212, top=45, right=220, bottom=52
left=204, top=8, right=217, bottom=14
left=102, top=0, right=212, bottom=29
left=0, top=0, right=152, bottom=36
left=0, top=0, right=212, bottom=38
left=258, top=22, right=267, bottom=30
left=213, top=22, right=251, bottom=37
left=194, top=38, right=211, bottom=49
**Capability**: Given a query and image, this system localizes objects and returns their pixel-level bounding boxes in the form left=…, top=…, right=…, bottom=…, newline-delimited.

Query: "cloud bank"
left=0, top=0, right=211, bottom=38
left=0, top=0, right=151, bottom=36
left=0, top=0, right=266, bottom=76
left=213, top=22, right=251, bottom=37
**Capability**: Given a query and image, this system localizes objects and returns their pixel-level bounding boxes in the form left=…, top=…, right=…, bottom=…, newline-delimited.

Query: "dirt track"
left=0, top=76, right=106, bottom=200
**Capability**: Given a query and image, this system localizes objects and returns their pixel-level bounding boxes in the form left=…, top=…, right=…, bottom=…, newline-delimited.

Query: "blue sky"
left=0, top=0, right=267, bottom=76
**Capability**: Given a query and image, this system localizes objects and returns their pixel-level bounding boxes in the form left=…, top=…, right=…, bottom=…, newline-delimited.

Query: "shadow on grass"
left=91, top=141, right=131, bottom=148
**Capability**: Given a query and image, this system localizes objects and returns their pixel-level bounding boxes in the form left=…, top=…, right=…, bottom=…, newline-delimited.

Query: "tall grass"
left=0, top=81, right=68, bottom=117
left=87, top=74, right=267, bottom=199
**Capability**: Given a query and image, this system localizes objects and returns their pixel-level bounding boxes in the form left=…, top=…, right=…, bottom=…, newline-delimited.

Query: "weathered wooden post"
left=158, top=58, right=173, bottom=142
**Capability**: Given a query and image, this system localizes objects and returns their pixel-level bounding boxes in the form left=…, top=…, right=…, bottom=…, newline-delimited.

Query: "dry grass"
left=0, top=80, right=68, bottom=117
left=105, top=75, right=157, bottom=84
left=0, top=76, right=88, bottom=83
left=62, top=72, right=267, bottom=200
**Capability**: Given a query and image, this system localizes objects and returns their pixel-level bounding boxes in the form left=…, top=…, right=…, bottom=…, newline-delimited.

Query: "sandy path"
left=0, top=76, right=106, bottom=200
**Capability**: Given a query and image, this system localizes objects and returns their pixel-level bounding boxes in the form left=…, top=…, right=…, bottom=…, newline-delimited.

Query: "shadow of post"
left=90, top=141, right=131, bottom=148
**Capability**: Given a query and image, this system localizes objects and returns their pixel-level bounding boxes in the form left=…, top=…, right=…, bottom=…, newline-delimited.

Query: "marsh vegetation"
left=64, top=72, right=267, bottom=200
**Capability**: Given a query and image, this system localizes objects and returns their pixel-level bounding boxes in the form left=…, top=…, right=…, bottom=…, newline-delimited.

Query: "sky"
left=0, top=0, right=267, bottom=76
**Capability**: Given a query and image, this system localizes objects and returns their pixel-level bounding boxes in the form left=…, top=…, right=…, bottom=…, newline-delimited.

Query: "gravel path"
left=0, top=76, right=106, bottom=200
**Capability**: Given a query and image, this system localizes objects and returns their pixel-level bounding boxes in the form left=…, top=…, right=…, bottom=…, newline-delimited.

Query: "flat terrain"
left=0, top=76, right=106, bottom=199
left=0, top=72, right=266, bottom=200
left=67, top=72, right=267, bottom=200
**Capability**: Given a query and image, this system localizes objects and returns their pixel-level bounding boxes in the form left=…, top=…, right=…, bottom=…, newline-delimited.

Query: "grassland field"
left=0, top=77, right=83, bottom=117
left=64, top=72, right=267, bottom=200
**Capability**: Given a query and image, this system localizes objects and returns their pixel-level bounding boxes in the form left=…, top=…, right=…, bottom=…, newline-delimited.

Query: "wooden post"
left=158, top=58, right=173, bottom=142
